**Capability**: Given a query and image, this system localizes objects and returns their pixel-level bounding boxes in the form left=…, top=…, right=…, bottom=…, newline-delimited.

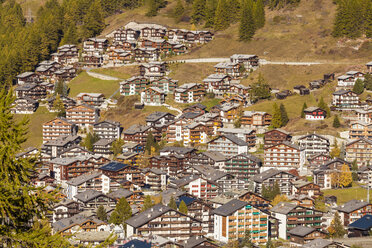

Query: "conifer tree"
left=204, top=0, right=218, bottom=28
left=0, top=89, right=74, bottom=246
left=365, top=0, right=372, bottom=38
left=271, top=103, right=282, bottom=128
left=109, top=197, right=132, bottom=228
left=168, top=196, right=177, bottom=209
left=143, top=195, right=154, bottom=211
left=328, top=212, right=347, bottom=238
left=213, top=0, right=230, bottom=31
left=318, top=97, right=330, bottom=117
left=82, top=0, right=105, bottom=38
left=227, top=0, right=241, bottom=23
left=332, top=0, right=363, bottom=38
left=111, top=139, right=125, bottom=158
left=253, top=0, right=265, bottom=29
left=53, top=94, right=66, bottom=117
left=192, top=0, right=206, bottom=24
left=301, top=102, right=307, bottom=118
left=97, top=205, right=108, bottom=221
left=173, top=0, right=185, bottom=22
left=82, top=132, right=100, bottom=151
left=353, top=79, right=364, bottom=95
left=280, top=103, right=289, bottom=126
left=145, top=132, right=156, bottom=154
left=272, top=181, right=281, bottom=199
left=333, top=115, right=341, bottom=128
left=146, top=0, right=159, bottom=17
left=60, top=23, right=78, bottom=45
left=351, top=160, right=359, bottom=181
left=239, top=0, right=255, bottom=41
left=179, top=200, right=188, bottom=214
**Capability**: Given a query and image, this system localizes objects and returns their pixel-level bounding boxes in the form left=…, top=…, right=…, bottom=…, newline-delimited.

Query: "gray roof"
left=191, top=165, right=228, bottom=181
left=304, top=106, right=325, bottom=112
left=227, top=152, right=262, bottom=164
left=213, top=199, right=248, bottom=216
left=183, top=236, right=210, bottom=248
left=288, top=225, right=316, bottom=237
left=171, top=175, right=200, bottom=187
left=146, top=111, right=174, bottom=122
left=265, top=128, right=290, bottom=135
left=124, top=124, right=150, bottom=135
left=202, top=151, right=226, bottom=162
left=122, top=142, right=140, bottom=149
left=269, top=141, right=303, bottom=151
left=17, top=71, right=35, bottom=78
left=302, top=238, right=334, bottom=248
left=93, top=138, right=115, bottom=146
left=44, top=135, right=80, bottom=147
left=94, top=120, right=120, bottom=128
left=126, top=204, right=171, bottom=228
left=52, top=214, right=105, bottom=232
left=253, top=168, right=282, bottom=183
left=333, top=89, right=353, bottom=95
left=218, top=127, right=255, bottom=135
left=67, top=172, right=102, bottom=186
left=75, top=189, right=108, bottom=203
left=291, top=179, right=312, bottom=189
left=160, top=146, right=195, bottom=155
left=219, top=134, right=247, bottom=146
left=156, top=188, right=187, bottom=205
left=336, top=199, right=370, bottom=213
left=107, top=188, right=133, bottom=199
left=298, top=133, right=329, bottom=142
left=270, top=202, right=297, bottom=214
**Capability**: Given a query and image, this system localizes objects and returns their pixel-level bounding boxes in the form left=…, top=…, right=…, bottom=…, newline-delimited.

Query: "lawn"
left=322, top=184, right=368, bottom=205
left=68, top=72, right=120, bottom=98
left=91, top=66, right=138, bottom=79
left=15, top=106, right=57, bottom=149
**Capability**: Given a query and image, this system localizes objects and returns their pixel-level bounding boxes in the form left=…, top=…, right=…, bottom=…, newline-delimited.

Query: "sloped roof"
left=336, top=199, right=370, bottom=213
left=213, top=199, right=248, bottom=216
left=348, top=214, right=372, bottom=230
left=270, top=202, right=297, bottom=215
left=288, top=225, right=316, bottom=237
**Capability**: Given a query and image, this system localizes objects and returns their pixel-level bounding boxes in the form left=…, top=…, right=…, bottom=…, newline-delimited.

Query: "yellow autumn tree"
left=272, top=194, right=290, bottom=206
left=339, top=163, right=352, bottom=188
left=331, top=172, right=340, bottom=188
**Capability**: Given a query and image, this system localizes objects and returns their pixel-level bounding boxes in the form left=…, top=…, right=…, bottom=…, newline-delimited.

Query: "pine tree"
left=213, top=0, right=230, bottom=31
left=143, top=195, right=154, bottom=211
left=97, top=205, right=108, bottom=221
left=328, top=212, right=347, bottom=238
left=239, top=0, right=255, bottom=41
left=192, top=0, right=206, bottom=24
left=301, top=102, right=307, bottom=118
left=332, top=0, right=363, bottom=38
left=179, top=200, right=188, bottom=214
left=53, top=94, right=66, bottom=117
left=241, top=230, right=254, bottom=248
left=280, top=103, right=289, bottom=126
left=227, top=0, right=241, bottom=24
left=109, top=197, right=132, bottom=226
left=204, top=0, right=218, bottom=28
left=318, top=97, right=330, bottom=117
left=173, top=0, right=185, bottom=22
left=250, top=73, right=271, bottom=101
left=272, top=181, right=281, bottom=199
left=253, top=0, right=265, bottom=29
left=353, top=79, right=364, bottom=95
left=145, top=132, right=156, bottom=154
left=333, top=114, right=341, bottom=128
left=168, top=196, right=177, bottom=209
left=146, top=0, right=159, bottom=17
left=365, top=0, right=372, bottom=38
left=271, top=103, right=282, bottom=128
left=339, top=163, right=352, bottom=188
left=365, top=74, right=372, bottom=91
left=82, top=132, right=100, bottom=151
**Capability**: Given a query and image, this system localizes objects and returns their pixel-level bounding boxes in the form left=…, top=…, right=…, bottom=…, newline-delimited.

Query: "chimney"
left=148, top=214, right=151, bottom=218
left=159, top=207, right=163, bottom=212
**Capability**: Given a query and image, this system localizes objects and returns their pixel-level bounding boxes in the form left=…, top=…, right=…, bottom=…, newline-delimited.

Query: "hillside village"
left=4, top=0, right=372, bottom=243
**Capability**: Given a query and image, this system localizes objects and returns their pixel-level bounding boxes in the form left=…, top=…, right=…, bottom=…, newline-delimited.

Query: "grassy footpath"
left=91, top=66, right=138, bottom=79
left=69, top=72, right=120, bottom=98
left=15, top=106, right=57, bottom=149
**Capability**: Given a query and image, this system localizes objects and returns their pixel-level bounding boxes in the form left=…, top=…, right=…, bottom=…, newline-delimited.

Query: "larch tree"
left=351, top=160, right=359, bottom=181
left=143, top=195, right=155, bottom=211
left=271, top=103, right=282, bottom=128
left=0, top=89, right=73, bottom=247
left=213, top=0, right=230, bottom=31
left=97, top=205, right=108, bottom=221
left=109, top=197, right=132, bottom=228
left=179, top=200, right=188, bottom=214
left=253, top=0, right=265, bottom=29
left=168, top=196, right=177, bottom=210
left=339, top=163, right=352, bottom=188
left=328, top=211, right=347, bottom=238
left=82, top=0, right=105, bottom=38
left=353, top=79, right=364, bottom=95
left=111, top=139, right=125, bottom=158
left=318, top=97, right=330, bottom=117
left=173, top=0, right=185, bottom=22
left=333, top=114, right=341, bottom=128
left=204, top=0, right=218, bottom=27
left=239, top=0, right=255, bottom=41
left=192, top=0, right=206, bottom=24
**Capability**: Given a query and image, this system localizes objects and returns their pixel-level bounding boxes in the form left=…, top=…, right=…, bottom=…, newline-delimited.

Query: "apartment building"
left=15, top=83, right=47, bottom=100
left=240, top=111, right=272, bottom=129
left=76, top=93, right=105, bottom=107
left=145, top=111, right=176, bottom=128
left=11, top=97, right=39, bottom=114
left=223, top=153, right=262, bottom=182
left=332, top=90, right=359, bottom=110
left=171, top=175, right=219, bottom=200
left=174, top=83, right=206, bottom=103
left=297, top=133, right=330, bottom=158
left=120, top=76, right=149, bottom=96
left=74, top=189, right=116, bottom=211
left=144, top=168, right=168, bottom=191
left=93, top=139, right=114, bottom=158
left=313, top=158, right=352, bottom=189
left=202, top=74, right=232, bottom=96
left=208, top=134, right=248, bottom=157
left=99, top=162, right=143, bottom=186
left=126, top=204, right=202, bottom=241
left=139, top=61, right=168, bottom=80
left=217, top=128, right=256, bottom=148
left=43, top=117, right=78, bottom=143
left=230, top=54, right=259, bottom=68
left=264, top=129, right=292, bottom=148
left=349, top=121, right=372, bottom=140
left=213, top=199, right=269, bottom=244
left=212, top=103, right=241, bottom=123
left=93, top=120, right=122, bottom=140
left=355, top=108, right=372, bottom=124
left=214, top=62, right=241, bottom=79
left=346, top=138, right=372, bottom=166
left=140, top=87, right=165, bottom=106
left=66, top=105, right=99, bottom=127
left=264, top=142, right=305, bottom=170
left=149, top=77, right=178, bottom=94
left=149, top=154, right=187, bottom=178
left=253, top=168, right=297, bottom=196
left=41, top=135, right=81, bottom=160
left=336, top=200, right=372, bottom=226
left=270, top=202, right=324, bottom=240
